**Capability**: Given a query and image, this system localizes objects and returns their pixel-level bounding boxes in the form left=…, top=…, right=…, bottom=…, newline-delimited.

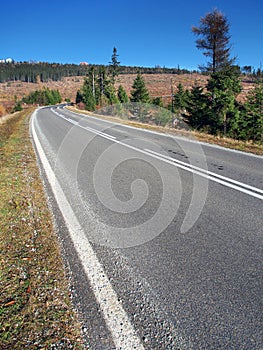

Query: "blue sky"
left=1, top=0, right=263, bottom=71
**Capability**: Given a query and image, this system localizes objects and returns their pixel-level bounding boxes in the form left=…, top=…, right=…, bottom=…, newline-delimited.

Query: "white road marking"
left=65, top=107, right=263, bottom=159
left=51, top=108, right=116, bottom=141
left=52, top=108, right=263, bottom=201
left=31, top=109, right=145, bottom=350
left=145, top=149, right=263, bottom=197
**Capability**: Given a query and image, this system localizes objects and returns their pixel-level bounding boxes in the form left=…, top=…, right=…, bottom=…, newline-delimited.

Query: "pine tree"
left=185, top=85, right=210, bottom=130
left=96, top=66, right=110, bottom=106
left=192, top=9, right=234, bottom=73
left=76, top=90, right=83, bottom=104
left=231, top=82, right=263, bottom=141
left=173, top=83, right=188, bottom=112
left=152, top=96, right=163, bottom=107
left=130, top=74, right=149, bottom=103
left=117, top=85, right=129, bottom=103
left=109, top=47, right=120, bottom=84
left=81, top=78, right=96, bottom=111
left=207, top=66, right=241, bottom=135
left=104, top=84, right=119, bottom=105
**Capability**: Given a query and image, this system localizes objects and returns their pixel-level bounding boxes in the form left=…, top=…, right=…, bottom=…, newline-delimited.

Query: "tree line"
left=0, top=61, right=193, bottom=84
left=0, top=60, right=261, bottom=84
left=0, top=62, right=89, bottom=83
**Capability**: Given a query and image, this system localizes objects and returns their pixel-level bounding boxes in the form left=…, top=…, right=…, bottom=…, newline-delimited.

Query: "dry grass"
left=0, top=73, right=255, bottom=113
left=0, top=110, right=84, bottom=349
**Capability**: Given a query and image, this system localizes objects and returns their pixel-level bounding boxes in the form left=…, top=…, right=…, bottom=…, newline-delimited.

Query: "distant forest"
left=0, top=62, right=193, bottom=83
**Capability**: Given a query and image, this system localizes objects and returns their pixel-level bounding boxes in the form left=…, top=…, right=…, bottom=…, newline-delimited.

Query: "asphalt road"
left=31, top=105, right=263, bottom=349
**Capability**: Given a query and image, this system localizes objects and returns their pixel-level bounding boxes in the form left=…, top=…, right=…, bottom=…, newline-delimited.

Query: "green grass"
left=0, top=110, right=84, bottom=349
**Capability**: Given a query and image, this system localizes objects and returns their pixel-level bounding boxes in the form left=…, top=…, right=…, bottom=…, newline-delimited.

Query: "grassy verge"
left=68, top=106, right=263, bottom=156
left=0, top=110, right=84, bottom=349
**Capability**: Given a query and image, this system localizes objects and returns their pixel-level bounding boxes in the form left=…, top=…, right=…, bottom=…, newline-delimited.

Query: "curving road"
left=31, top=105, right=263, bottom=349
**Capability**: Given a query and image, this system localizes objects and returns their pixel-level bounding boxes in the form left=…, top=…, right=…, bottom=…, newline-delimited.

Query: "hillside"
left=0, top=73, right=255, bottom=114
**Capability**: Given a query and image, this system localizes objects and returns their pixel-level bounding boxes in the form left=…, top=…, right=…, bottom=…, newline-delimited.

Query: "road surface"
left=31, top=105, right=263, bottom=349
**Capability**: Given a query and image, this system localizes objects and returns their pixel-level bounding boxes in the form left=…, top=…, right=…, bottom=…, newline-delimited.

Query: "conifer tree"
left=152, top=96, right=163, bottom=107
left=81, top=78, right=96, bottom=111
left=104, top=84, right=119, bottom=105
left=130, top=74, right=149, bottom=103
left=173, top=83, right=188, bottom=112
left=109, top=47, right=120, bottom=84
left=192, top=9, right=234, bottom=73
left=117, top=85, right=129, bottom=103
left=230, top=81, right=263, bottom=141
left=96, top=66, right=109, bottom=106
left=185, top=85, right=210, bottom=130
left=207, top=66, right=241, bottom=135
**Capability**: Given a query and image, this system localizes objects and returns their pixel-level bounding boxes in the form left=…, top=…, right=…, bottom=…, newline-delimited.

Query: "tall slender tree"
left=96, top=66, right=109, bottom=106
left=192, top=9, right=234, bottom=73
left=109, top=47, right=120, bottom=84
left=76, top=77, right=96, bottom=111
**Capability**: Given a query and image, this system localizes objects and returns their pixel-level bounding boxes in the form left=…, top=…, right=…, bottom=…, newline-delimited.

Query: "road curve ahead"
left=31, top=106, right=263, bottom=349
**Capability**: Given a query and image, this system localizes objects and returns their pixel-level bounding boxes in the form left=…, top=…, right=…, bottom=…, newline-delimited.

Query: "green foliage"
left=185, top=85, right=211, bottom=130
left=76, top=64, right=127, bottom=110
left=13, top=101, right=23, bottom=112
left=207, top=66, right=241, bottom=135
left=104, top=84, right=119, bottom=105
left=80, top=78, right=96, bottom=111
left=152, top=96, right=163, bottom=107
left=246, top=82, right=263, bottom=142
left=130, top=74, right=149, bottom=103
left=0, top=62, right=90, bottom=83
left=0, top=61, right=194, bottom=84
left=75, top=90, right=83, bottom=104
left=155, top=108, right=172, bottom=126
left=173, top=83, right=188, bottom=111
left=22, top=88, right=62, bottom=105
left=109, top=47, right=120, bottom=84
left=96, top=66, right=110, bottom=106
left=229, top=82, right=263, bottom=142
left=117, top=85, right=129, bottom=103
left=184, top=67, right=243, bottom=136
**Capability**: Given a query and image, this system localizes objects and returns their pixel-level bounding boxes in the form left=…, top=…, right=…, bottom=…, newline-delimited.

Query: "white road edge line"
left=53, top=107, right=263, bottom=201
left=142, top=148, right=263, bottom=200
left=51, top=108, right=116, bottom=141
left=145, top=149, right=263, bottom=195
left=117, top=141, right=263, bottom=200
left=65, top=107, right=263, bottom=159
left=31, top=109, right=145, bottom=350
